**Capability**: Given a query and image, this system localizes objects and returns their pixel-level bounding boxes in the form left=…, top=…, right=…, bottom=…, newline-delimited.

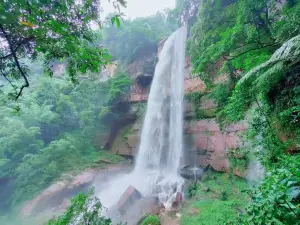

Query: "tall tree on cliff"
left=0, top=0, right=126, bottom=102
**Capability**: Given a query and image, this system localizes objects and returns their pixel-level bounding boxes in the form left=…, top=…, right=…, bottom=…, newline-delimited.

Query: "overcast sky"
left=102, top=0, right=176, bottom=19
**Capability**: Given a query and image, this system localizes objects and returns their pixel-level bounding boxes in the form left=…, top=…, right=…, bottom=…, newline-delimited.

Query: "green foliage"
left=228, top=148, right=250, bottom=171
left=182, top=172, right=248, bottom=225
left=209, top=82, right=233, bottom=107
left=188, top=0, right=300, bottom=85
left=220, top=191, right=229, bottom=201
left=186, top=92, right=215, bottom=120
left=0, top=0, right=126, bottom=100
left=48, top=189, right=114, bottom=225
left=141, top=215, right=160, bottom=225
left=103, top=13, right=177, bottom=63
left=187, top=182, right=198, bottom=198
left=13, top=134, right=98, bottom=203
left=217, top=83, right=254, bottom=124
left=186, top=1, right=300, bottom=224
left=272, top=0, right=300, bottom=43
left=186, top=92, right=203, bottom=104
left=0, top=71, right=130, bottom=206
left=227, top=156, right=300, bottom=225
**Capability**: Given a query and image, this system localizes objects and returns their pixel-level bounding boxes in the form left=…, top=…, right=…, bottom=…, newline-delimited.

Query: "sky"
left=101, top=0, right=176, bottom=19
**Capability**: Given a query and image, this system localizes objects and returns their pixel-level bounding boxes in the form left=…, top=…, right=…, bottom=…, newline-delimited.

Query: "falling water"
left=97, top=26, right=187, bottom=213
left=134, top=25, right=187, bottom=205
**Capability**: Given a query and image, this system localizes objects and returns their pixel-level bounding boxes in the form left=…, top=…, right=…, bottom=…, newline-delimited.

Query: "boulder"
left=117, top=186, right=143, bottom=215
left=171, top=192, right=183, bottom=209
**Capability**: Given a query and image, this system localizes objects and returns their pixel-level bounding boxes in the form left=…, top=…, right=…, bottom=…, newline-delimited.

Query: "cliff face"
left=183, top=57, right=249, bottom=177
left=104, top=50, right=156, bottom=158
left=106, top=39, right=250, bottom=177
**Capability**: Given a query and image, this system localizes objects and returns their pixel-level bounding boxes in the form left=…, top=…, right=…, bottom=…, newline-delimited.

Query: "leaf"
left=115, top=17, right=121, bottom=28
left=111, top=15, right=121, bottom=28
left=20, top=21, right=34, bottom=28
left=111, top=16, right=116, bottom=25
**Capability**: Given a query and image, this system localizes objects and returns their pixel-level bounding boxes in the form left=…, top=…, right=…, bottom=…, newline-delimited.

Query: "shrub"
left=141, top=215, right=160, bottom=225
left=187, top=182, right=198, bottom=198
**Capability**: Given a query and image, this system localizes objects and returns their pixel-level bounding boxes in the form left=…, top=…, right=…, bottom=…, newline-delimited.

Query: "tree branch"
left=0, top=24, right=29, bottom=100
left=0, top=37, right=34, bottom=60
left=0, top=71, right=14, bottom=87
left=228, top=43, right=279, bottom=61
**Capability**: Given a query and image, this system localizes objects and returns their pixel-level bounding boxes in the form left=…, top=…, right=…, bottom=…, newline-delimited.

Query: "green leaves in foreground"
left=48, top=189, right=112, bottom=225
left=141, top=215, right=160, bottom=225
left=227, top=155, right=300, bottom=225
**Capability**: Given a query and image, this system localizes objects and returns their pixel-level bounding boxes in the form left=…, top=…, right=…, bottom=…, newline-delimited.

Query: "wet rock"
left=117, top=186, right=143, bottom=215
left=20, top=181, right=67, bottom=217
left=144, top=197, right=160, bottom=215
left=171, top=192, right=183, bottom=210
left=180, top=165, right=204, bottom=180
left=176, top=192, right=183, bottom=203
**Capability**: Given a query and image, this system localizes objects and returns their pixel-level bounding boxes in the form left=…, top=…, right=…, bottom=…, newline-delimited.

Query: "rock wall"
left=184, top=57, right=206, bottom=93
left=108, top=38, right=250, bottom=177
left=183, top=57, right=249, bottom=177
left=184, top=119, right=249, bottom=176
left=109, top=101, right=147, bottom=159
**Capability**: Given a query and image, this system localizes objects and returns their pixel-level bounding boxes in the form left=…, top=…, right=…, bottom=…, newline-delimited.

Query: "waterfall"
left=97, top=26, right=187, bottom=212
left=134, top=25, right=187, bottom=206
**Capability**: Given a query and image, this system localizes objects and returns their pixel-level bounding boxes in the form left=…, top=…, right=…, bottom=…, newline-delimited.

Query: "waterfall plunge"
left=97, top=26, right=187, bottom=211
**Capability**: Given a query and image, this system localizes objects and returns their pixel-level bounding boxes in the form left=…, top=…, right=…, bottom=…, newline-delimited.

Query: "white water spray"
left=97, top=26, right=187, bottom=211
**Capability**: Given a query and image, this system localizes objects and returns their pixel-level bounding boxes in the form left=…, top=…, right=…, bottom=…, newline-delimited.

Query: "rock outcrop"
left=20, top=165, right=130, bottom=217
left=127, top=54, right=156, bottom=103
left=184, top=119, right=249, bottom=176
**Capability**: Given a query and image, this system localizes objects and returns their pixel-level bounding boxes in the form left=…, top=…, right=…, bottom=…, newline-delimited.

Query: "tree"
left=47, top=189, right=116, bottom=225
left=0, top=0, right=126, bottom=100
left=187, top=0, right=282, bottom=85
left=102, top=12, right=177, bottom=63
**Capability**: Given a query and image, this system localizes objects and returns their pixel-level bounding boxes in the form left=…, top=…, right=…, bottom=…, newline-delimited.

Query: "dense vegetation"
left=102, top=13, right=177, bottom=63
left=1, top=0, right=300, bottom=224
left=141, top=215, right=161, bottom=225
left=0, top=69, right=131, bottom=210
left=47, top=189, right=115, bottom=225
left=186, top=0, right=300, bottom=224
left=0, top=0, right=132, bottom=215
left=182, top=172, right=248, bottom=225
left=0, top=0, right=127, bottom=101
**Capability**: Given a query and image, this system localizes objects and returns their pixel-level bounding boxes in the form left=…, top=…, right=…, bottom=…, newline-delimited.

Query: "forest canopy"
left=102, top=12, right=177, bottom=63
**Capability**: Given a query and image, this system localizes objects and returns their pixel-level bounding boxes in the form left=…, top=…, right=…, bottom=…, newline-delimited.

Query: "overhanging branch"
left=228, top=43, right=279, bottom=61
left=0, top=24, right=29, bottom=100
left=0, top=37, right=34, bottom=60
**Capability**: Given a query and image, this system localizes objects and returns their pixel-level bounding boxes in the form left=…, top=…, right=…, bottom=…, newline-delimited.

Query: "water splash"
left=97, top=26, right=187, bottom=210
